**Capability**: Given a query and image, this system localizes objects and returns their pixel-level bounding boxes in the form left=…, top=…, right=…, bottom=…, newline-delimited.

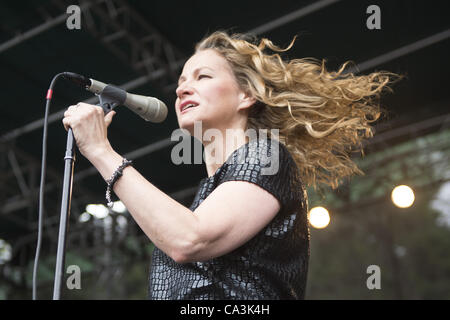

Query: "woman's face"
left=175, top=49, right=249, bottom=137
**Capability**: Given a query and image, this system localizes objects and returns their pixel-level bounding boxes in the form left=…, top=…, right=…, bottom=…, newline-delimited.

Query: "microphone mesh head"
left=153, top=99, right=168, bottom=123
left=124, top=93, right=168, bottom=123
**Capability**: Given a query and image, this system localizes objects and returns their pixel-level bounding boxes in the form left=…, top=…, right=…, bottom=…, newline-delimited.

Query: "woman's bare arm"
left=63, top=103, right=280, bottom=263
left=90, top=146, right=280, bottom=263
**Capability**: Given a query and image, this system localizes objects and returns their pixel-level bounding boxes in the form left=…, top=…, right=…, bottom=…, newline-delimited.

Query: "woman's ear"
left=237, top=91, right=257, bottom=111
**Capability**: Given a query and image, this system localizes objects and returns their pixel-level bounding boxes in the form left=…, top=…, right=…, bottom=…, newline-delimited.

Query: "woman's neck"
left=202, top=126, right=249, bottom=177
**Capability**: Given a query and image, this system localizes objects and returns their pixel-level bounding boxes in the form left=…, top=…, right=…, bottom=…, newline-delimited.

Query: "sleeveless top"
left=148, top=137, right=310, bottom=299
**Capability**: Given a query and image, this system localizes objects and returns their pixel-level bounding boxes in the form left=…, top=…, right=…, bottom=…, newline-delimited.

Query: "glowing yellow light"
left=112, top=201, right=127, bottom=213
left=391, top=185, right=415, bottom=208
left=308, top=206, right=330, bottom=229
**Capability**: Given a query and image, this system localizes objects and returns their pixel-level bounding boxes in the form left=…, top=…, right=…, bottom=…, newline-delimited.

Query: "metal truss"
left=1, top=0, right=185, bottom=87
left=54, top=0, right=185, bottom=87
left=0, top=140, right=101, bottom=228
left=0, top=0, right=186, bottom=222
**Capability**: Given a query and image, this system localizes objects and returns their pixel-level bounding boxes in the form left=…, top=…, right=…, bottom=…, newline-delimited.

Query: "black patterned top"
left=148, top=137, right=310, bottom=299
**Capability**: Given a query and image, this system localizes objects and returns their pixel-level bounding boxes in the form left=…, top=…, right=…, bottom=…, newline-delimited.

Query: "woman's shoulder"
left=221, top=137, right=299, bottom=186
left=226, top=137, right=294, bottom=173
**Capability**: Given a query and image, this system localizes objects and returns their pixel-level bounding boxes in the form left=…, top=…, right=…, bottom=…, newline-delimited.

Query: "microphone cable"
left=32, top=73, right=65, bottom=300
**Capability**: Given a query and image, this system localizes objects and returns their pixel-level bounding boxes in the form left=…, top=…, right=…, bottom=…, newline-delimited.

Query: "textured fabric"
left=148, top=137, right=310, bottom=300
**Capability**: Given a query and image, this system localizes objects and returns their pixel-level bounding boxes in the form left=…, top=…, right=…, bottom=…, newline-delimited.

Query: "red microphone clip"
left=46, top=89, right=53, bottom=100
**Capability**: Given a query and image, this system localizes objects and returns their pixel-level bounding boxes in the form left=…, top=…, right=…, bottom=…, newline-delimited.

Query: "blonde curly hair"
left=195, top=31, right=402, bottom=191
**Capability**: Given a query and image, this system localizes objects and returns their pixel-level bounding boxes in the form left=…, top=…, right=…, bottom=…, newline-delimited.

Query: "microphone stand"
left=52, top=128, right=76, bottom=300
left=52, top=91, right=121, bottom=300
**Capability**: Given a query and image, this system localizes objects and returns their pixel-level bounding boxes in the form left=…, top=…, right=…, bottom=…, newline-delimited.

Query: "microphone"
left=62, top=72, right=168, bottom=123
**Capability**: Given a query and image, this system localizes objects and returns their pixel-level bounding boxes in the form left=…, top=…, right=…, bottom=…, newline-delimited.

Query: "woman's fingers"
left=61, top=102, right=115, bottom=158
left=62, top=104, right=78, bottom=130
left=62, top=103, right=81, bottom=131
left=104, top=110, right=116, bottom=128
left=62, top=117, right=70, bottom=131
left=64, top=104, right=76, bottom=117
left=62, top=103, right=116, bottom=131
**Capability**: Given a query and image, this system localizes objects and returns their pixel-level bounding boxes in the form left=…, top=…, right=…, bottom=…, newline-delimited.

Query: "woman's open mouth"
left=180, top=101, right=199, bottom=114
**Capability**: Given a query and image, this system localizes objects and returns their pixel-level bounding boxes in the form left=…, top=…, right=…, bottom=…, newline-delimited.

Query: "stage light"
left=308, top=206, right=330, bottom=229
left=0, top=239, right=12, bottom=265
left=111, top=200, right=127, bottom=213
left=85, top=204, right=109, bottom=219
left=391, top=185, right=415, bottom=208
left=78, top=212, right=91, bottom=223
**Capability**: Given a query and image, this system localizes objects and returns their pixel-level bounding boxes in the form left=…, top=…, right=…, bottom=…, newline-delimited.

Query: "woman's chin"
left=178, top=119, right=196, bottom=136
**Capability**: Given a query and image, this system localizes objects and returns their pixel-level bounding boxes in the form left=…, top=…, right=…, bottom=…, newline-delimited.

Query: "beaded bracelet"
left=105, top=158, right=133, bottom=208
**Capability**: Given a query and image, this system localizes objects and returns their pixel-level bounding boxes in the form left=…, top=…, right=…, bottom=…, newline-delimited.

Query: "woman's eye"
left=198, top=74, right=211, bottom=80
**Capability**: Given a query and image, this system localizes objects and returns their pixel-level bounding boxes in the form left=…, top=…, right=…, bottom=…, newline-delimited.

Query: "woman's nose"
left=176, top=82, right=194, bottom=99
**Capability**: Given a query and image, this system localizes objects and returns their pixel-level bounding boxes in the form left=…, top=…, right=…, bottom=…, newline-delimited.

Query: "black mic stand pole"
left=52, top=90, right=121, bottom=300
left=52, top=128, right=76, bottom=300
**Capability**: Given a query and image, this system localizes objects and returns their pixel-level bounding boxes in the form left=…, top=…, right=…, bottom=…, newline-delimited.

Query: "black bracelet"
left=105, top=158, right=133, bottom=207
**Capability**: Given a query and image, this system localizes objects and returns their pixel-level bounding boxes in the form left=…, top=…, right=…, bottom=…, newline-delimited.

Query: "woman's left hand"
left=62, top=102, right=116, bottom=160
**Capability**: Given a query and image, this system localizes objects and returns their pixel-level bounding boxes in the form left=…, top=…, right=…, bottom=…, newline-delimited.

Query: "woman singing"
left=62, top=31, right=398, bottom=299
